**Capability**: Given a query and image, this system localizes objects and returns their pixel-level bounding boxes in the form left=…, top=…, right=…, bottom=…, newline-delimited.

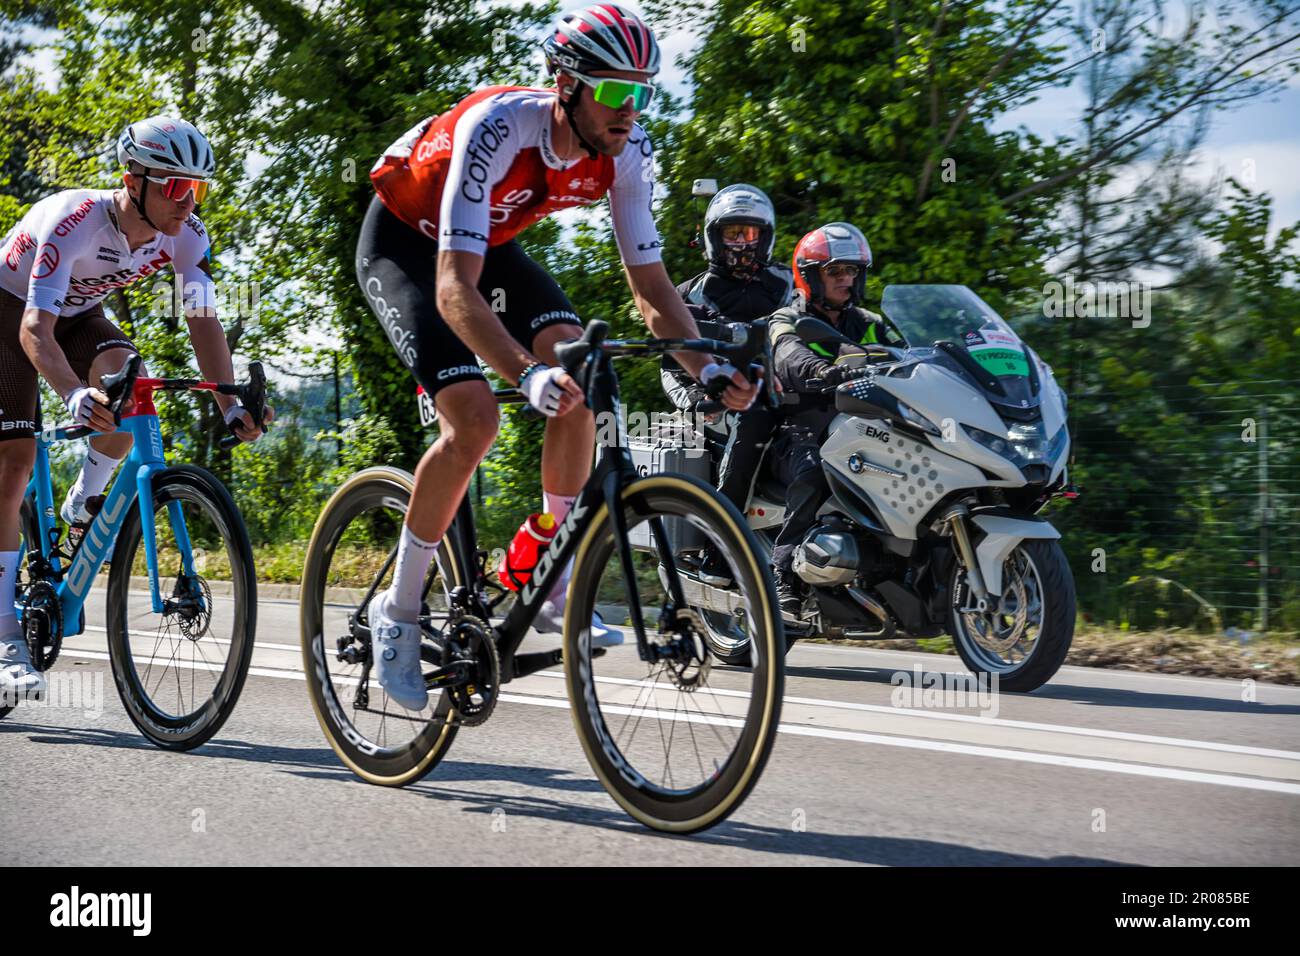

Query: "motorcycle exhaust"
left=845, top=586, right=889, bottom=623
left=657, top=564, right=749, bottom=616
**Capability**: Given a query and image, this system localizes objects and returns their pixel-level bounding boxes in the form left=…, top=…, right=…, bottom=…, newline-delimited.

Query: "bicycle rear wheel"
left=565, top=473, right=785, bottom=833
left=300, top=467, right=467, bottom=786
left=106, top=465, right=256, bottom=750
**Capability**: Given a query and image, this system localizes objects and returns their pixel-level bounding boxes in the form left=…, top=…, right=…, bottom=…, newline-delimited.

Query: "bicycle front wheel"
left=565, top=473, right=785, bottom=833
left=106, top=465, right=256, bottom=751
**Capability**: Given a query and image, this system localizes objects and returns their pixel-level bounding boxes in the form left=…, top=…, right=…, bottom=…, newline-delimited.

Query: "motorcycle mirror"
left=691, top=178, right=719, bottom=198
left=795, top=316, right=859, bottom=349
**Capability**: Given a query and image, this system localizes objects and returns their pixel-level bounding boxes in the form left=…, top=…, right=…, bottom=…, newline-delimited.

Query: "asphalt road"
left=4, top=587, right=1298, bottom=866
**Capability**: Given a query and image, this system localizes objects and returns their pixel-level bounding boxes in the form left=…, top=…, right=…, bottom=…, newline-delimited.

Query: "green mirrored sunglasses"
left=571, top=71, right=655, bottom=111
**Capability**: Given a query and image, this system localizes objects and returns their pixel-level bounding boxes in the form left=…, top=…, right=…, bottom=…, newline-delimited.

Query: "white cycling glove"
left=699, top=361, right=758, bottom=411
left=223, top=404, right=249, bottom=427
left=519, top=364, right=568, bottom=417
left=65, top=386, right=105, bottom=428
left=698, top=362, right=738, bottom=387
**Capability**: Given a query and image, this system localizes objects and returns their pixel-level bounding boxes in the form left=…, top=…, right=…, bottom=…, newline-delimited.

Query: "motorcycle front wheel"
left=948, top=538, right=1075, bottom=693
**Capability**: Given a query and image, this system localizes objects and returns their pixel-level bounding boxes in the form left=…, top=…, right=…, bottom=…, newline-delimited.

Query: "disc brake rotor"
left=963, top=559, right=1032, bottom=656
left=173, top=575, right=214, bottom=640
left=660, top=608, right=713, bottom=692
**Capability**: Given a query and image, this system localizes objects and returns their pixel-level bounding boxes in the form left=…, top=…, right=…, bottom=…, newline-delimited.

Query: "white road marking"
left=50, top=648, right=1300, bottom=796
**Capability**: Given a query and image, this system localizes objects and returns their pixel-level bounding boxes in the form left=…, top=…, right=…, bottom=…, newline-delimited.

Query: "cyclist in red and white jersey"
left=356, top=4, right=761, bottom=711
left=0, top=116, right=268, bottom=700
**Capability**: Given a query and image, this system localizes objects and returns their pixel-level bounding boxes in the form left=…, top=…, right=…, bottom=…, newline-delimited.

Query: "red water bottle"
left=497, top=512, right=557, bottom=591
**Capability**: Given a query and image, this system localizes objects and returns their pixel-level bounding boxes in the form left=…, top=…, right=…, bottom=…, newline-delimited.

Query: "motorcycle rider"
left=660, top=183, right=792, bottom=585
left=768, top=222, right=892, bottom=615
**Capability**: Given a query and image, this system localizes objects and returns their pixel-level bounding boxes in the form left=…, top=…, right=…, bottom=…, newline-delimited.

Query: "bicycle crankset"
left=441, top=614, right=500, bottom=727
left=21, top=580, right=63, bottom=670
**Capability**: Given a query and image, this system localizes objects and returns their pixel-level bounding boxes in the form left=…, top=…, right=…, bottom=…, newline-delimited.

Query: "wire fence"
left=1055, top=379, right=1299, bottom=635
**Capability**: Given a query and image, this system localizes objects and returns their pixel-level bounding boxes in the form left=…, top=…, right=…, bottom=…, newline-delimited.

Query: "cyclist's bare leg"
left=0, top=440, right=35, bottom=663
left=0, top=439, right=35, bottom=552
left=405, top=379, right=500, bottom=543
left=368, top=379, right=499, bottom=709
left=58, top=348, right=149, bottom=527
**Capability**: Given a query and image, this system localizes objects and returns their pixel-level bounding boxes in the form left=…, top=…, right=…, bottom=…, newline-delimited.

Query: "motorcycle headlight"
left=896, top=400, right=942, bottom=436
left=966, top=422, right=1068, bottom=469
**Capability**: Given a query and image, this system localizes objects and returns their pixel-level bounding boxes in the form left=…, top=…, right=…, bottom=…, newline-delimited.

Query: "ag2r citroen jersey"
left=0, top=189, right=216, bottom=317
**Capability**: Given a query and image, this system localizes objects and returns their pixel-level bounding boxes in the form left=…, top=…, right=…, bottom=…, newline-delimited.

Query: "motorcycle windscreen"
left=881, top=284, right=1037, bottom=406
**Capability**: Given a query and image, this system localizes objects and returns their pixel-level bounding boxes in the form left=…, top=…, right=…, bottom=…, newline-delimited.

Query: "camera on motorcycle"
left=691, top=178, right=719, bottom=198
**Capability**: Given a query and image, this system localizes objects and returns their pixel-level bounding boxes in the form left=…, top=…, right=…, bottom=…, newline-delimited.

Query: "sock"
left=542, top=490, right=577, bottom=606
left=543, top=490, right=576, bottom=524
left=0, top=550, right=19, bottom=638
left=70, top=448, right=123, bottom=505
left=385, top=525, right=440, bottom=622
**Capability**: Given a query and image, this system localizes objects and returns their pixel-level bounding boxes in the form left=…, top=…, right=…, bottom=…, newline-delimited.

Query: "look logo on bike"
left=0, top=116, right=270, bottom=700
left=355, top=4, right=761, bottom=710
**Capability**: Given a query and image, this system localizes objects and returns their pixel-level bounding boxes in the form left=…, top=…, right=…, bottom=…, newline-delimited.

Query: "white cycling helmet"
left=117, top=116, right=215, bottom=178
left=703, top=183, right=777, bottom=271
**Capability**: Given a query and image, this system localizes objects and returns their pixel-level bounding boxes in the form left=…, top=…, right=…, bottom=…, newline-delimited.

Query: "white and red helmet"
left=793, top=222, right=873, bottom=307
left=542, top=4, right=661, bottom=77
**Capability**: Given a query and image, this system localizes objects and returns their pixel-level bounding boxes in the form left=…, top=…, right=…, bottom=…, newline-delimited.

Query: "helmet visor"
left=720, top=223, right=761, bottom=246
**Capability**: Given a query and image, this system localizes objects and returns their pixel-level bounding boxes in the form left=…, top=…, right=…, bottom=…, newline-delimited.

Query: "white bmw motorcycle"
left=644, top=284, right=1076, bottom=693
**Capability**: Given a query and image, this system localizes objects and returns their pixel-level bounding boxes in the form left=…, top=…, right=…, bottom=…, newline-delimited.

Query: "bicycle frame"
left=23, top=379, right=198, bottom=637
left=453, top=350, right=693, bottom=682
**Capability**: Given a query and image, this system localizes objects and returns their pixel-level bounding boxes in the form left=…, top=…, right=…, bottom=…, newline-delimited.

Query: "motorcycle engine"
left=793, top=528, right=865, bottom=586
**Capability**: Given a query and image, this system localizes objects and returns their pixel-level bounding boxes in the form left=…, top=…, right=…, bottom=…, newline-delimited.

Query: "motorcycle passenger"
left=768, top=222, right=890, bottom=615
left=660, top=183, right=792, bottom=585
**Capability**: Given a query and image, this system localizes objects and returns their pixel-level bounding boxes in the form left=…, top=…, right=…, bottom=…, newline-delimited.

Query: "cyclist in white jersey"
left=0, top=116, right=269, bottom=700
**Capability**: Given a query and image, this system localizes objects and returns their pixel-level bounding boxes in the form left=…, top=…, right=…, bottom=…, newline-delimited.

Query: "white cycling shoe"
left=0, top=633, right=47, bottom=704
left=367, top=592, right=429, bottom=712
left=534, top=600, right=624, bottom=648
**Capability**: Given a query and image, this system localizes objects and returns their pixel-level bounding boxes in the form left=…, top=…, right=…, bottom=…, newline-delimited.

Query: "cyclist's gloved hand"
left=65, top=385, right=115, bottom=432
left=224, top=402, right=273, bottom=443
left=699, top=361, right=759, bottom=412
left=699, top=361, right=739, bottom=388
left=519, top=363, right=581, bottom=417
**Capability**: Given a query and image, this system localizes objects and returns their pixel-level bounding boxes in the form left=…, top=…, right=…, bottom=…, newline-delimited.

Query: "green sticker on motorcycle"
left=968, top=346, right=1029, bottom=377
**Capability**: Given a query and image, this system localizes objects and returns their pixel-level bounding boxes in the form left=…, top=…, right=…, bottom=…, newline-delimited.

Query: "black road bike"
left=300, top=320, right=785, bottom=832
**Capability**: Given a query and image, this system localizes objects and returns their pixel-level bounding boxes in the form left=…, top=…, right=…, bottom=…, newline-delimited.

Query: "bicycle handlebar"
left=61, top=355, right=271, bottom=448
left=549, top=318, right=779, bottom=419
